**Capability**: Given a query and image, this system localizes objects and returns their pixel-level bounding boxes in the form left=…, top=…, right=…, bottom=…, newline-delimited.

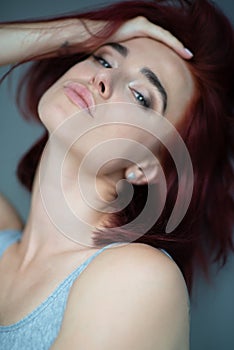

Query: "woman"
left=0, top=0, right=233, bottom=349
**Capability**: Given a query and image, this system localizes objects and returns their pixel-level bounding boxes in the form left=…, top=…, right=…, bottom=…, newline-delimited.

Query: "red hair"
left=4, top=0, right=234, bottom=292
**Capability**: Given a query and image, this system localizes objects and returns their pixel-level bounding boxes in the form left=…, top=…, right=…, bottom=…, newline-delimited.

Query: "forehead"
left=121, top=38, right=195, bottom=123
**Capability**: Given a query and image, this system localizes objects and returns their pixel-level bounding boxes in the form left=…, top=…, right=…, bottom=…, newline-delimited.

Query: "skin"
left=39, top=37, right=194, bottom=128
left=38, top=37, right=195, bottom=190
left=0, top=16, right=193, bottom=66
left=0, top=194, right=23, bottom=231
left=0, top=37, right=194, bottom=349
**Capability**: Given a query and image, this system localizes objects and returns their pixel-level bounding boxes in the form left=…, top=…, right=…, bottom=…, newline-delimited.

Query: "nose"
left=90, top=69, right=115, bottom=100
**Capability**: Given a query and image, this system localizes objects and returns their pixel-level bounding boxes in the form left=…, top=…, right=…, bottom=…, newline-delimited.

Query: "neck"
left=20, top=138, right=120, bottom=266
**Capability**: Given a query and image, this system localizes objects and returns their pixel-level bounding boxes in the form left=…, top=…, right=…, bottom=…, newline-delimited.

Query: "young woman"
left=0, top=0, right=233, bottom=349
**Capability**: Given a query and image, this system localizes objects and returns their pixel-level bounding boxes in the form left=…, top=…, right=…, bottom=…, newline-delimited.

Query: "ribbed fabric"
left=0, top=230, right=119, bottom=350
left=0, top=230, right=173, bottom=350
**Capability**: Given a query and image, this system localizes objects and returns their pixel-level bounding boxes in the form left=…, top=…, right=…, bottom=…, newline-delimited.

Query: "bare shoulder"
left=52, top=243, right=190, bottom=350
left=83, top=242, right=187, bottom=292
left=0, top=193, right=23, bottom=231
left=79, top=242, right=188, bottom=299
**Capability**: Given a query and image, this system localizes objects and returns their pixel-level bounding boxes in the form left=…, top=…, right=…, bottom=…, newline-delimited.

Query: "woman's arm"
left=0, top=193, right=23, bottom=230
left=0, top=16, right=192, bottom=66
left=0, top=19, right=101, bottom=66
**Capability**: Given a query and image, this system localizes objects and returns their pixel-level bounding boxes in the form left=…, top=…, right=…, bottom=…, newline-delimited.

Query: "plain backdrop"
left=0, top=1, right=233, bottom=349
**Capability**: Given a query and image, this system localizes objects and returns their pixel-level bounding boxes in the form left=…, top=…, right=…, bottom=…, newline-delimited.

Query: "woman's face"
left=38, top=37, right=195, bottom=169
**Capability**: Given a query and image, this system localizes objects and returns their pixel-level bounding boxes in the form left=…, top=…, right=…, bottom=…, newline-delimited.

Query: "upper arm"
left=0, top=193, right=23, bottom=231
left=52, top=244, right=190, bottom=350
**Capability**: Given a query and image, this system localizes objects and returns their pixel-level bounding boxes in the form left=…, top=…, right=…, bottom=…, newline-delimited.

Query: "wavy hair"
left=5, top=0, right=234, bottom=292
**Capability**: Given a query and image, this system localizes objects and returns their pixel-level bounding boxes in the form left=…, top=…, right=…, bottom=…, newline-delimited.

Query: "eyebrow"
left=104, top=42, right=129, bottom=57
left=140, top=67, right=168, bottom=113
left=104, top=42, right=168, bottom=112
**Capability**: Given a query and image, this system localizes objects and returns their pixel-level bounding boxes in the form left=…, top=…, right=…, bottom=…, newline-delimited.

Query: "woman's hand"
left=51, top=17, right=193, bottom=60
left=108, top=16, right=193, bottom=59
left=0, top=16, right=192, bottom=66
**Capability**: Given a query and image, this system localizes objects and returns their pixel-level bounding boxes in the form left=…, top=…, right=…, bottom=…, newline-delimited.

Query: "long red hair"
left=4, top=0, right=234, bottom=292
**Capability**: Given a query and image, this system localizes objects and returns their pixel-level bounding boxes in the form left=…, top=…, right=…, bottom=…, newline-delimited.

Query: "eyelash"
left=92, top=54, right=152, bottom=109
left=92, top=55, right=112, bottom=69
left=131, top=90, right=151, bottom=109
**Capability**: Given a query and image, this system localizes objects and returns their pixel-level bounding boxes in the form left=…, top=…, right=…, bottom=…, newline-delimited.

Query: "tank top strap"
left=70, top=241, right=125, bottom=279
left=159, top=248, right=173, bottom=260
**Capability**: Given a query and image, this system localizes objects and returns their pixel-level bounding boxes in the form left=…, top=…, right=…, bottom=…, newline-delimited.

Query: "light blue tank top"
left=0, top=229, right=121, bottom=350
left=0, top=230, right=172, bottom=349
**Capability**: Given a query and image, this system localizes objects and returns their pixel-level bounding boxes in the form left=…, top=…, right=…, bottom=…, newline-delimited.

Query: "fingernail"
left=127, top=172, right=136, bottom=180
left=184, top=48, right=193, bottom=57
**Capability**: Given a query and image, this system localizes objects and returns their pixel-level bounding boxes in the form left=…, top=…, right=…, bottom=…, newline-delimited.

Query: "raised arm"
left=0, top=193, right=23, bottom=231
left=0, top=16, right=192, bottom=66
left=0, top=19, right=101, bottom=66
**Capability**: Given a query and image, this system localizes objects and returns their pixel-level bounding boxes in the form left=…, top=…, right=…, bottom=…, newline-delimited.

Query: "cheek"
left=37, top=84, right=79, bottom=130
left=38, top=85, right=66, bottom=121
left=38, top=60, right=90, bottom=113
left=63, top=60, right=94, bottom=81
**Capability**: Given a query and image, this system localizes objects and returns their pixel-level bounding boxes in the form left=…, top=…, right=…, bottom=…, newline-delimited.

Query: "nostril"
left=100, top=82, right=105, bottom=93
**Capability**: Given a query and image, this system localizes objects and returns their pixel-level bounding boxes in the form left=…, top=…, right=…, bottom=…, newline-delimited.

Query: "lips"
left=64, top=82, right=94, bottom=115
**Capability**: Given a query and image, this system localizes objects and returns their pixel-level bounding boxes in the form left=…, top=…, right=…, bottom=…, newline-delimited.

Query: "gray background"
left=0, top=0, right=233, bottom=349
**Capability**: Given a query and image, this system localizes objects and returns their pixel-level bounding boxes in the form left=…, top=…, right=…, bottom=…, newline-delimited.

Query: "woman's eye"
left=92, top=55, right=112, bottom=69
left=132, top=89, right=151, bottom=109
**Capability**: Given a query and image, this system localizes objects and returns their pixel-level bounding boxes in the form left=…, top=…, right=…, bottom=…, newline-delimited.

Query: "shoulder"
left=79, top=242, right=188, bottom=298
left=53, top=243, right=190, bottom=350
left=86, top=242, right=187, bottom=290
left=0, top=193, right=23, bottom=231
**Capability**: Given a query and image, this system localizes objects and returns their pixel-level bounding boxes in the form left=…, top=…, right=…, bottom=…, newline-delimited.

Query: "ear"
left=125, top=160, right=160, bottom=185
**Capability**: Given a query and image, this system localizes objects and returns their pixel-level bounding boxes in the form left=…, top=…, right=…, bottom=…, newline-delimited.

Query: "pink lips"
left=64, top=82, right=94, bottom=115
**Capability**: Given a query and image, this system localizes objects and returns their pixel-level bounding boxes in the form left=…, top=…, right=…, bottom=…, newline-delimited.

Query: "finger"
left=137, top=17, right=193, bottom=60
left=152, top=26, right=193, bottom=59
